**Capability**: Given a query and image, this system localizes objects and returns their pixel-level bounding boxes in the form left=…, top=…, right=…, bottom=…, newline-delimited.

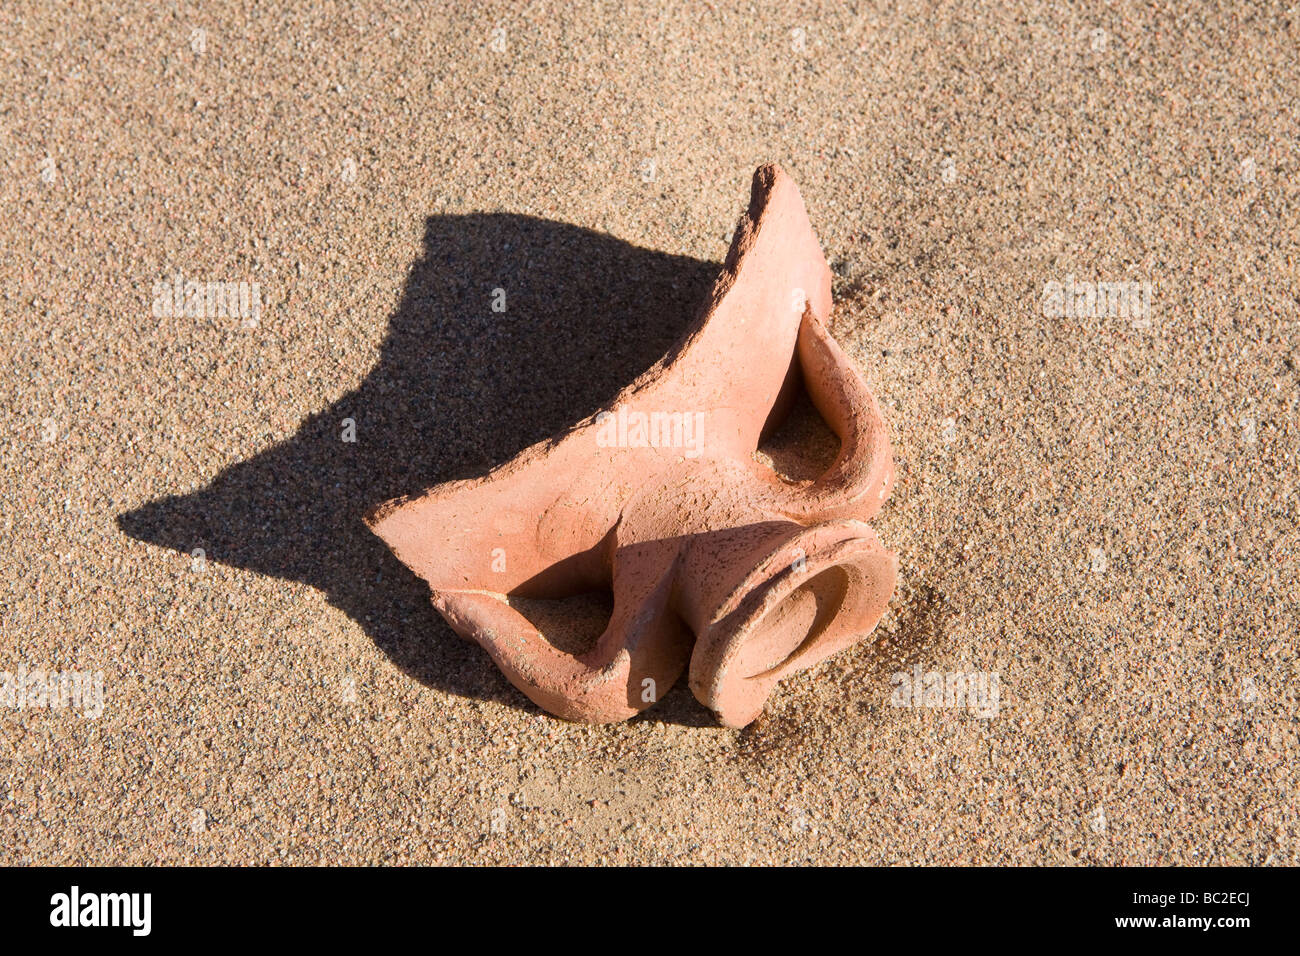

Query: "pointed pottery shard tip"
left=367, top=164, right=896, bottom=727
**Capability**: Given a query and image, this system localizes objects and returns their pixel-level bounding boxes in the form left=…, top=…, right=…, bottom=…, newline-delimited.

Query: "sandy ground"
left=1, top=1, right=1297, bottom=864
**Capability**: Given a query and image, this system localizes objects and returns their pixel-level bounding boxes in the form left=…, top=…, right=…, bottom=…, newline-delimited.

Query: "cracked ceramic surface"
left=367, top=164, right=897, bottom=726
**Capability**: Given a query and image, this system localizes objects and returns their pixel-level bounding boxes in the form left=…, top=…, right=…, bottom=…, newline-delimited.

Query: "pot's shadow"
left=118, top=214, right=719, bottom=718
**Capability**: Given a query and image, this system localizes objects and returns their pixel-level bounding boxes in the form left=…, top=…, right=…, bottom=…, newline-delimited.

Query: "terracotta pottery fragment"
left=367, top=164, right=896, bottom=727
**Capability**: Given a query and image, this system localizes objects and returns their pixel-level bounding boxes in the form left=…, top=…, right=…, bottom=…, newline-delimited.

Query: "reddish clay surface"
left=368, top=165, right=897, bottom=727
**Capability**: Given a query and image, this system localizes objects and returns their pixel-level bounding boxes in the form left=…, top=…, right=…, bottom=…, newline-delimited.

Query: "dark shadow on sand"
left=118, top=213, right=720, bottom=723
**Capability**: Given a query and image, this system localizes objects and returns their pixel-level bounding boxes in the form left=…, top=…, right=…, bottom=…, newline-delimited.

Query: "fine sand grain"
left=1, top=1, right=1296, bottom=864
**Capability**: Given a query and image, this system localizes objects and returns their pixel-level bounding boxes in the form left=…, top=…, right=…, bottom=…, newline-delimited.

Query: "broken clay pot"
left=367, top=164, right=897, bottom=727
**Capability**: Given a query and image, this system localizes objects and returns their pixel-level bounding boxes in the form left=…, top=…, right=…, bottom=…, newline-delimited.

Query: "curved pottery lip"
left=366, top=163, right=897, bottom=726
left=689, top=521, right=898, bottom=728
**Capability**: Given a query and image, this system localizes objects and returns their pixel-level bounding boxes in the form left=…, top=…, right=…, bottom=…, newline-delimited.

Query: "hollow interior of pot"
left=753, top=347, right=840, bottom=484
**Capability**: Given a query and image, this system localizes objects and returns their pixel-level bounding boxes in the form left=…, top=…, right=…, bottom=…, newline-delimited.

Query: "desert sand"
left=1, top=1, right=1295, bottom=864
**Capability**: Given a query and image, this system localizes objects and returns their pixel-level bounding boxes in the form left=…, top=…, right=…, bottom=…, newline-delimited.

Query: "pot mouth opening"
left=733, top=563, right=851, bottom=681
left=691, top=527, right=897, bottom=727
